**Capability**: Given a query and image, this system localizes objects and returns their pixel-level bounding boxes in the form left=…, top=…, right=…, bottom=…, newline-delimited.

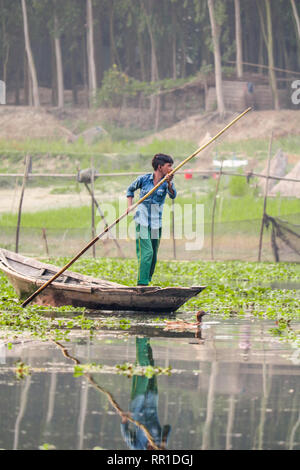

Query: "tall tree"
left=265, top=0, right=279, bottom=109
left=290, top=0, right=300, bottom=40
left=86, top=0, right=97, bottom=105
left=141, top=0, right=159, bottom=83
left=141, top=0, right=160, bottom=116
left=207, top=0, right=225, bottom=117
left=234, top=0, right=243, bottom=78
left=21, top=0, right=40, bottom=107
left=1, top=0, right=10, bottom=85
left=257, top=0, right=280, bottom=110
left=53, top=1, right=64, bottom=108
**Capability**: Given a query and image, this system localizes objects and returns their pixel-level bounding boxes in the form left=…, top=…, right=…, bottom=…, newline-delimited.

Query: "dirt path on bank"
left=0, top=187, right=116, bottom=213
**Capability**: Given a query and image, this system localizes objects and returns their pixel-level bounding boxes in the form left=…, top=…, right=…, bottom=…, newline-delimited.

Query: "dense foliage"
left=1, top=0, right=299, bottom=106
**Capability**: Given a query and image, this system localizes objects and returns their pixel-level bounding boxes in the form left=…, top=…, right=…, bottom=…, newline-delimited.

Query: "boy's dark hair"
left=152, top=153, right=173, bottom=170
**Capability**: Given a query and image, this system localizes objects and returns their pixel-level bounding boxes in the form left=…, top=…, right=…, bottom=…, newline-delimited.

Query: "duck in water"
left=164, top=310, right=208, bottom=330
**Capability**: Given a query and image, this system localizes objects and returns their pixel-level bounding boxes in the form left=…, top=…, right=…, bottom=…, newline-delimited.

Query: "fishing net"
left=263, top=213, right=300, bottom=262
left=1, top=215, right=299, bottom=263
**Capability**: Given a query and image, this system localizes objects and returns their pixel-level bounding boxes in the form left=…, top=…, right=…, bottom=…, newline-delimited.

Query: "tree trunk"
left=141, top=0, right=159, bottom=112
left=207, top=0, right=225, bottom=117
left=172, top=3, right=177, bottom=79
left=265, top=0, right=280, bottom=110
left=1, top=1, right=9, bottom=85
left=94, top=10, right=103, bottom=86
left=21, top=0, right=40, bottom=107
left=109, top=1, right=121, bottom=69
left=137, top=30, right=146, bottom=81
left=51, top=38, right=57, bottom=105
left=257, top=0, right=280, bottom=110
left=234, top=0, right=243, bottom=78
left=86, top=0, right=97, bottom=106
left=71, top=49, right=78, bottom=105
left=23, top=53, right=29, bottom=105
left=54, top=11, right=64, bottom=108
left=291, top=0, right=300, bottom=40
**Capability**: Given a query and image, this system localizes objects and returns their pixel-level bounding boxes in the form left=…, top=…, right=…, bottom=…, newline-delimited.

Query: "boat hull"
left=0, top=249, right=205, bottom=312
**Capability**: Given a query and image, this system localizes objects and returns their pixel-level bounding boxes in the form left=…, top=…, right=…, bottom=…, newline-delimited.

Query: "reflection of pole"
left=78, top=335, right=90, bottom=450
left=255, top=357, right=273, bottom=449
left=46, top=369, right=57, bottom=424
left=258, top=131, right=273, bottom=261
left=289, top=412, right=300, bottom=450
left=13, top=376, right=31, bottom=449
left=202, top=361, right=218, bottom=450
left=77, top=379, right=89, bottom=450
left=225, top=395, right=235, bottom=450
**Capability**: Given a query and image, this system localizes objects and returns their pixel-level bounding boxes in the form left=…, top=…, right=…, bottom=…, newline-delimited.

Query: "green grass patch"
left=1, top=134, right=299, bottom=170
left=0, top=206, right=93, bottom=229
left=1, top=194, right=297, bottom=229
left=0, top=189, right=299, bottom=229
left=216, top=135, right=300, bottom=159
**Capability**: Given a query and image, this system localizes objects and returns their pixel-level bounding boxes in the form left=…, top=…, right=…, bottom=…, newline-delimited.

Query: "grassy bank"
left=0, top=134, right=299, bottom=172
left=0, top=194, right=298, bottom=229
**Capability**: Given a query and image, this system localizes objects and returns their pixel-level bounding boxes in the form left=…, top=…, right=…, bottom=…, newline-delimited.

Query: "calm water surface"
left=0, top=315, right=299, bottom=451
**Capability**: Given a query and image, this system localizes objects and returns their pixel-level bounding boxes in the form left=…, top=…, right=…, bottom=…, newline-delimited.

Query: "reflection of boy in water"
left=120, top=337, right=171, bottom=450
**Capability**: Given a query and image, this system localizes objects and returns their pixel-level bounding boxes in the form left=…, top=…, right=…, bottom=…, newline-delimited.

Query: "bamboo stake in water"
left=258, top=131, right=273, bottom=262
left=15, top=155, right=31, bottom=253
left=84, top=182, right=125, bottom=258
left=211, top=160, right=223, bottom=260
left=21, top=107, right=252, bottom=308
left=90, top=157, right=96, bottom=259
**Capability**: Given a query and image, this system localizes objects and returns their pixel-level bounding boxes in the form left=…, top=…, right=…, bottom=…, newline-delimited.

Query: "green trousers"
left=136, top=224, right=162, bottom=286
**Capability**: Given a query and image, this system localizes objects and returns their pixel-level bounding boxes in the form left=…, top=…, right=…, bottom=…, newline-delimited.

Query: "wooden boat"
left=0, top=249, right=205, bottom=313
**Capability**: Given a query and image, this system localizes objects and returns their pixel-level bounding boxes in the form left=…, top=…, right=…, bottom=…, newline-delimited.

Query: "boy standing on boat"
left=126, top=154, right=177, bottom=286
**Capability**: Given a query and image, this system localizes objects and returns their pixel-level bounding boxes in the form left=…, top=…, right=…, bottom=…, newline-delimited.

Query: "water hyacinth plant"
left=0, top=257, right=299, bottom=348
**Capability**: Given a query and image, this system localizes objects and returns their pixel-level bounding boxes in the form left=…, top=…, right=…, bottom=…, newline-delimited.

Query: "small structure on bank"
left=258, top=149, right=288, bottom=193
left=205, top=80, right=289, bottom=112
left=270, top=161, right=300, bottom=198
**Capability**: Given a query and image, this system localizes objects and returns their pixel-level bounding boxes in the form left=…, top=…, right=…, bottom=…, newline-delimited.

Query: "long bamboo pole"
left=21, top=107, right=251, bottom=308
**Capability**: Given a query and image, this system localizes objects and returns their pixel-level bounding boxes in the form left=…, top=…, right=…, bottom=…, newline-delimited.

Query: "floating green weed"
left=0, top=257, right=299, bottom=347
left=73, top=362, right=172, bottom=378
left=38, top=443, right=56, bottom=450
left=14, top=361, right=31, bottom=380
left=115, top=362, right=172, bottom=378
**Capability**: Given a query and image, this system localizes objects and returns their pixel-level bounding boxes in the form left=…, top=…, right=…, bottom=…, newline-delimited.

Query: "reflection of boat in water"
left=0, top=249, right=205, bottom=312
